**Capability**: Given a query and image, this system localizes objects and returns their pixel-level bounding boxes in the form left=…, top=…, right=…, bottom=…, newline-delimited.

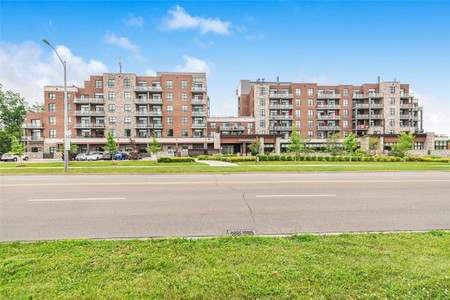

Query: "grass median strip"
left=1, top=231, right=448, bottom=298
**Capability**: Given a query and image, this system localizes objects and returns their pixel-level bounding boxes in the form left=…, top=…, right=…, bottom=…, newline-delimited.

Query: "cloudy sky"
left=1, top=0, right=449, bottom=135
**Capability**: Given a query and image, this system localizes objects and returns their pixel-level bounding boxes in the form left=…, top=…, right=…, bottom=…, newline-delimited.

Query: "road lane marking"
left=255, top=194, right=336, bottom=198
left=2, top=179, right=450, bottom=187
left=29, top=197, right=126, bottom=202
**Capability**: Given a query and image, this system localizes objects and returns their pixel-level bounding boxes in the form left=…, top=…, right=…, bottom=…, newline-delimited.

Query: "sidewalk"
left=196, top=160, right=237, bottom=167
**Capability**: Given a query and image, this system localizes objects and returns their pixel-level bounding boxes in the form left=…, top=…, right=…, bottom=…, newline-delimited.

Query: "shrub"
left=281, top=155, right=287, bottom=161
left=257, top=154, right=268, bottom=161
left=330, top=156, right=336, bottom=161
left=337, top=156, right=344, bottom=161
left=157, top=157, right=196, bottom=163
left=286, top=155, right=294, bottom=161
left=197, top=155, right=209, bottom=160
left=273, top=155, right=281, bottom=161
left=324, top=156, right=330, bottom=161
left=317, top=156, right=323, bottom=161
left=227, top=157, right=256, bottom=162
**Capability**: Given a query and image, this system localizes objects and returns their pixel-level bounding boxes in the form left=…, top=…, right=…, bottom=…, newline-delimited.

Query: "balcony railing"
left=269, top=104, right=293, bottom=109
left=400, top=104, right=414, bottom=108
left=134, top=123, right=153, bottom=128
left=400, top=114, right=412, bottom=119
left=153, top=123, right=164, bottom=128
left=74, top=98, right=104, bottom=103
left=317, top=104, right=341, bottom=109
left=269, top=93, right=293, bottom=99
left=191, top=99, right=207, bottom=105
left=134, top=86, right=162, bottom=92
left=133, top=98, right=163, bottom=104
left=352, top=104, right=370, bottom=109
left=21, top=136, right=44, bottom=141
left=191, top=111, right=206, bottom=116
left=74, top=123, right=105, bottom=128
left=74, top=110, right=105, bottom=116
left=191, top=123, right=206, bottom=128
left=352, top=93, right=383, bottom=99
left=271, top=115, right=293, bottom=120
left=219, top=126, right=245, bottom=131
left=413, top=106, right=423, bottom=111
left=23, top=123, right=44, bottom=128
left=353, top=114, right=369, bottom=119
left=134, top=111, right=163, bottom=116
left=270, top=126, right=293, bottom=130
left=317, top=125, right=341, bottom=130
left=354, top=125, right=369, bottom=130
left=317, top=93, right=341, bottom=99
left=400, top=93, right=414, bottom=98
left=317, top=115, right=341, bottom=120
left=370, top=103, right=384, bottom=108
left=191, top=86, right=206, bottom=93
left=368, top=93, right=384, bottom=98
left=370, top=114, right=384, bottom=119
left=74, top=135, right=106, bottom=139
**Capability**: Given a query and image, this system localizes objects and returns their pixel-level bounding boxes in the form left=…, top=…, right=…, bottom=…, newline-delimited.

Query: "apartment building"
left=23, top=72, right=214, bottom=157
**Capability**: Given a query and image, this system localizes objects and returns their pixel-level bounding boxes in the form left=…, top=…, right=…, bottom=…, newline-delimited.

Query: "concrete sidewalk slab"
left=196, top=160, right=237, bottom=166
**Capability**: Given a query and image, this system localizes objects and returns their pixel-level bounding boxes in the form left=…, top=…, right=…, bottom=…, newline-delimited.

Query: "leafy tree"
left=146, top=133, right=161, bottom=161
left=59, top=140, right=79, bottom=161
left=342, top=133, right=358, bottom=162
left=103, top=131, right=118, bottom=153
left=287, top=124, right=304, bottom=162
left=326, top=133, right=342, bottom=156
left=248, top=137, right=262, bottom=156
left=0, top=84, right=27, bottom=142
left=0, top=130, right=11, bottom=153
left=27, top=102, right=44, bottom=113
left=392, top=132, right=415, bottom=162
left=368, top=136, right=380, bottom=156
left=10, top=135, right=27, bottom=164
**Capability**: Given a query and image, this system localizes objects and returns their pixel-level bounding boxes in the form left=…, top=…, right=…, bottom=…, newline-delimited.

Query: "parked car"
left=1, top=153, right=29, bottom=162
left=75, top=153, right=88, bottom=161
left=102, top=153, right=113, bottom=160
left=114, top=153, right=129, bottom=160
left=86, top=152, right=104, bottom=161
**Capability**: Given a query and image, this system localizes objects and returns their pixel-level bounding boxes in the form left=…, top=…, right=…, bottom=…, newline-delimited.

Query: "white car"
left=1, top=153, right=29, bottom=162
left=86, top=152, right=103, bottom=161
left=75, top=153, right=88, bottom=161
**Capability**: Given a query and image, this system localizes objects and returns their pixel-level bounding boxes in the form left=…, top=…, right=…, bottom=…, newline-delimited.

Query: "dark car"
left=114, top=153, right=129, bottom=160
left=103, top=153, right=113, bottom=160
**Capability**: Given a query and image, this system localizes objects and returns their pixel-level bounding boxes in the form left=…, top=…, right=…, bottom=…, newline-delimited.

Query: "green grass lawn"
left=1, top=232, right=448, bottom=299
left=0, top=160, right=449, bottom=174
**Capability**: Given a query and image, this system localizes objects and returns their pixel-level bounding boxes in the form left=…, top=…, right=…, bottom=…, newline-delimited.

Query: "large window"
left=48, top=93, right=55, bottom=99
left=48, top=103, right=55, bottom=112
left=166, top=92, right=173, bottom=101
left=49, top=129, right=56, bottom=137
left=295, top=99, right=301, bottom=106
left=108, top=91, right=115, bottom=100
left=295, top=88, right=301, bottom=96
left=124, top=104, right=131, bottom=112
left=49, top=116, right=56, bottom=125
left=308, top=88, right=314, bottom=96
left=343, top=99, right=348, bottom=106
left=124, top=116, right=131, bottom=125
left=296, top=121, right=301, bottom=127
left=343, top=120, right=349, bottom=128
left=260, top=109, right=265, bottom=117
left=166, top=80, right=173, bottom=88
left=181, top=80, right=187, bottom=89
left=95, top=80, right=102, bottom=88
left=109, top=117, right=116, bottom=125
left=167, top=105, right=173, bottom=113
left=181, top=105, right=188, bottom=113
left=182, top=117, right=188, bottom=125
left=181, top=92, right=188, bottom=101
left=308, top=109, right=313, bottom=117
left=259, top=87, right=265, bottom=95
left=260, top=98, right=265, bottom=106
left=181, top=129, right=188, bottom=136
left=123, top=79, right=131, bottom=88
left=413, top=142, right=424, bottom=150
left=109, top=104, right=115, bottom=112
left=124, top=92, right=131, bottom=101
left=435, top=140, right=448, bottom=150
left=308, top=120, right=313, bottom=128
left=390, top=87, right=395, bottom=94
left=167, top=117, right=174, bottom=125
left=108, top=79, right=115, bottom=88
left=343, top=88, right=349, bottom=96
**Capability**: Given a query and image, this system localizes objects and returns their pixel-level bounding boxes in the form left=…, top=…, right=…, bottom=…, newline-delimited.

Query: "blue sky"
left=1, top=0, right=449, bottom=135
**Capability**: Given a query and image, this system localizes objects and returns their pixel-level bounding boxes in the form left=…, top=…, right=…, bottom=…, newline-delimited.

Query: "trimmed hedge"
left=226, top=157, right=257, bottom=162
left=157, top=157, right=196, bottom=163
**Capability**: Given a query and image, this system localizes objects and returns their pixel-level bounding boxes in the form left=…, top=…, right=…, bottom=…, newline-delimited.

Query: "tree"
left=10, top=135, right=27, bottom=165
left=59, top=140, right=79, bottom=161
left=146, top=133, right=161, bottom=161
left=27, top=102, right=44, bottom=113
left=392, top=132, right=415, bottom=162
left=326, top=133, right=342, bottom=156
left=248, top=137, right=262, bottom=156
left=342, top=133, right=358, bottom=162
left=103, top=132, right=118, bottom=153
left=287, top=124, right=304, bottom=162
left=368, top=136, right=380, bottom=156
left=0, top=130, right=11, bottom=153
left=0, top=84, right=27, bottom=142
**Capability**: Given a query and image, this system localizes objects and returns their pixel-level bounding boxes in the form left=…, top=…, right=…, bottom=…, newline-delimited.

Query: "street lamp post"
left=43, top=39, right=68, bottom=172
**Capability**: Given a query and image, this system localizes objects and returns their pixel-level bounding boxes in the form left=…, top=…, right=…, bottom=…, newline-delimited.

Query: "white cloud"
left=145, top=69, right=156, bottom=76
left=162, top=5, right=231, bottom=35
left=104, top=32, right=141, bottom=59
left=124, top=13, right=144, bottom=27
left=175, top=55, right=211, bottom=73
left=0, top=41, right=107, bottom=104
left=193, top=37, right=213, bottom=49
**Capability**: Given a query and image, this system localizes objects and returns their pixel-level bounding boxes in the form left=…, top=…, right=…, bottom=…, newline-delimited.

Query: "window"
left=67, top=94, right=71, bottom=100
left=343, top=99, right=349, bottom=106
left=343, top=120, right=349, bottom=128
left=259, top=87, right=265, bottom=95
left=308, top=99, right=314, bottom=106
left=67, top=104, right=71, bottom=112
left=308, top=88, right=314, bottom=96
left=167, top=105, right=173, bottom=113
left=95, top=80, right=102, bottom=88
left=167, top=129, right=173, bottom=137
left=343, top=131, right=349, bottom=137
left=308, top=109, right=313, bottom=117
left=308, top=131, right=313, bottom=138
left=210, top=122, right=216, bottom=128
left=344, top=109, right=349, bottom=117
left=166, top=92, right=173, bottom=101
left=125, top=129, right=131, bottom=137
left=49, top=129, right=56, bottom=137
left=248, top=123, right=253, bottom=128
left=109, top=104, right=115, bottom=112
left=124, top=92, right=131, bottom=101
left=108, top=91, right=115, bottom=100
left=260, top=109, right=265, bottom=117
left=49, top=116, right=56, bottom=125
left=50, top=147, right=56, bottom=153
left=181, top=80, right=187, bottom=88
left=181, top=92, right=188, bottom=101
left=182, top=117, right=188, bottom=125
left=308, top=120, right=313, bottom=128
left=296, top=121, right=301, bottom=127
left=124, top=116, right=131, bottom=125
left=390, top=98, right=395, bottom=105
left=123, top=79, right=130, bottom=88
left=296, top=99, right=301, bottom=106
left=124, top=104, right=131, bottom=112
left=109, top=117, right=116, bottom=125
left=389, top=119, right=395, bottom=126
left=68, top=117, right=71, bottom=125
left=167, top=117, right=174, bottom=125
left=390, top=108, right=395, bottom=116
left=260, top=98, right=265, bottom=106
left=108, top=79, right=115, bottom=88
left=295, top=88, right=301, bottom=95
left=166, top=80, right=173, bottom=88
left=181, top=129, right=188, bottom=137
left=343, top=88, right=349, bottom=96
left=48, top=93, right=55, bottom=99
left=390, top=87, right=395, bottom=94
left=260, top=120, right=265, bottom=127
left=413, top=142, right=424, bottom=150
left=389, top=130, right=395, bottom=134
left=435, top=140, right=448, bottom=150
left=181, top=105, right=188, bottom=113
left=296, top=110, right=301, bottom=117
left=110, top=129, right=116, bottom=137
left=48, top=103, right=55, bottom=112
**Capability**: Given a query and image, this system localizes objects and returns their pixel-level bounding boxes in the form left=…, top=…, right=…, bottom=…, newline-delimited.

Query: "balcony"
left=354, top=125, right=369, bottom=130
left=23, top=123, right=44, bottom=129
left=74, top=135, right=106, bottom=139
left=270, top=125, right=293, bottom=131
left=370, top=103, right=384, bottom=108
left=269, top=93, right=293, bottom=99
left=317, top=125, right=341, bottom=131
left=317, top=104, right=341, bottom=109
left=153, top=123, right=164, bottom=129
left=370, top=114, right=384, bottom=119
left=353, top=114, right=369, bottom=119
left=400, top=114, right=412, bottom=119
left=134, top=123, right=153, bottom=128
left=269, top=104, right=293, bottom=109
left=133, top=98, right=163, bottom=104
left=219, top=126, right=245, bottom=131
left=191, top=123, right=206, bottom=128
left=134, top=86, right=162, bottom=92
left=74, top=98, right=104, bottom=103
left=74, top=110, right=105, bottom=116
left=352, top=94, right=368, bottom=99
left=368, top=93, right=384, bottom=98
left=352, top=104, right=370, bottom=109
left=74, top=123, right=105, bottom=128
left=317, top=93, right=341, bottom=99
left=191, top=86, right=206, bottom=93
left=191, top=99, right=207, bottom=105
left=413, top=106, right=423, bottom=111
left=317, top=115, right=341, bottom=120
left=191, top=111, right=207, bottom=117
left=400, top=93, right=414, bottom=98
left=21, top=136, right=44, bottom=142
left=134, top=111, right=163, bottom=116
left=400, top=104, right=414, bottom=109
left=271, top=115, right=293, bottom=120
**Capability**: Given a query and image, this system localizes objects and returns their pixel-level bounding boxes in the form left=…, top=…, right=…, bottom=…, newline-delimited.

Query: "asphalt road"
left=1, top=171, right=449, bottom=241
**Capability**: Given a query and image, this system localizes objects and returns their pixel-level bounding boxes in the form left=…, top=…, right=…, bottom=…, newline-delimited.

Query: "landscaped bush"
left=197, top=155, right=209, bottom=160
left=355, top=149, right=370, bottom=157
left=337, top=156, right=344, bottom=161
left=157, top=157, right=196, bottom=163
left=273, top=155, right=280, bottom=161
left=286, top=155, right=294, bottom=161
left=281, top=155, right=287, bottom=161
left=324, top=156, right=330, bottom=161
left=317, top=156, right=323, bottom=161
left=257, top=154, right=268, bottom=161
left=226, top=157, right=256, bottom=162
